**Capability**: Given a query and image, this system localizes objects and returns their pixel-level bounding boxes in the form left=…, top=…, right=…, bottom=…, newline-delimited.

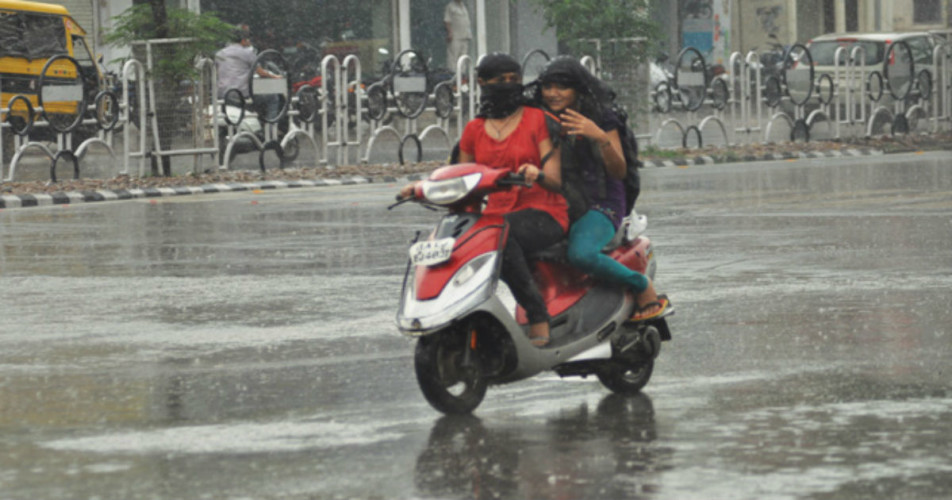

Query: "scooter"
left=392, top=163, right=674, bottom=414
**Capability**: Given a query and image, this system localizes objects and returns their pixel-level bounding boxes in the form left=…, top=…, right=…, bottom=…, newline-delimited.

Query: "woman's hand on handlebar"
left=517, top=164, right=543, bottom=186
left=398, top=181, right=420, bottom=200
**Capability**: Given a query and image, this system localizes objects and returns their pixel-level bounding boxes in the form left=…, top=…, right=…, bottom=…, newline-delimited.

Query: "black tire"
left=283, top=137, right=300, bottom=162
left=94, top=91, right=121, bottom=132
left=5, top=95, right=35, bottom=136
left=884, top=41, right=914, bottom=101
left=366, top=83, right=388, bottom=121
left=434, top=82, right=454, bottom=119
left=414, top=333, right=487, bottom=415
left=682, top=125, right=703, bottom=149
left=710, top=77, right=729, bottom=110
left=891, top=114, right=909, bottom=135
left=258, top=140, right=284, bottom=171
left=791, top=118, right=810, bottom=142
left=915, top=69, right=932, bottom=102
left=294, top=85, right=319, bottom=124
left=38, top=55, right=87, bottom=134
left=675, top=47, right=708, bottom=112
left=763, top=75, right=782, bottom=108
left=867, top=71, right=884, bottom=102
left=399, top=133, right=422, bottom=165
left=781, top=43, right=815, bottom=107
left=597, top=359, right=654, bottom=395
left=396, top=90, right=428, bottom=119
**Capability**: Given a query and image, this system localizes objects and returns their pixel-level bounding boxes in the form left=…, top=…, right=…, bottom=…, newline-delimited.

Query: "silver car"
left=804, top=31, right=938, bottom=106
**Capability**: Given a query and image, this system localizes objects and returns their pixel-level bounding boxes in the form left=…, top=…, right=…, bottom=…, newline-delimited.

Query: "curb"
left=0, top=149, right=887, bottom=210
left=639, top=147, right=883, bottom=168
left=0, top=175, right=416, bottom=210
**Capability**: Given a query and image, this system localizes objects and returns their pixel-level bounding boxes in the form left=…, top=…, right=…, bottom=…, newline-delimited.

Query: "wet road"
left=1, top=152, right=951, bottom=500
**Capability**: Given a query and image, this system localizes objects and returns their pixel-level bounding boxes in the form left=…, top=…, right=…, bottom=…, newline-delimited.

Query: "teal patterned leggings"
left=566, top=210, right=650, bottom=293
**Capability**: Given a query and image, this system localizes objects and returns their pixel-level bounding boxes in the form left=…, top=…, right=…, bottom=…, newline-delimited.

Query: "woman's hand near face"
left=560, top=108, right=607, bottom=141
left=562, top=109, right=625, bottom=180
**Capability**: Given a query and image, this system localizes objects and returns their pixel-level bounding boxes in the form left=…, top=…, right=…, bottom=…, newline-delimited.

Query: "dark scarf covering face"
left=476, top=53, right=526, bottom=118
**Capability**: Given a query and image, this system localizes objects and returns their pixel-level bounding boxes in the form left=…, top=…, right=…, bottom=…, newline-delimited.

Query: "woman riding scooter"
left=534, top=56, right=668, bottom=322
left=400, top=53, right=567, bottom=347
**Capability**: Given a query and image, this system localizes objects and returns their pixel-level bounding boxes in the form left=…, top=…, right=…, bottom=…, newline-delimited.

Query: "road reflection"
left=414, top=393, right=673, bottom=500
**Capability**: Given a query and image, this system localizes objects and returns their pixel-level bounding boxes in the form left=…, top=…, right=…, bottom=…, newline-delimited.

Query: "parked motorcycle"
left=651, top=51, right=727, bottom=113
left=211, top=93, right=299, bottom=165
left=392, top=163, right=674, bottom=414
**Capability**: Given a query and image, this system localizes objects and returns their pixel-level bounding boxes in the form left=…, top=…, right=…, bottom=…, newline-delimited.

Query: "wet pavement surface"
left=1, top=152, right=951, bottom=499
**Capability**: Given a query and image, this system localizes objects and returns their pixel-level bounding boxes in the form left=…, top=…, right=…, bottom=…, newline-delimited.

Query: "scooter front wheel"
left=597, top=359, right=654, bottom=395
left=414, top=333, right=487, bottom=414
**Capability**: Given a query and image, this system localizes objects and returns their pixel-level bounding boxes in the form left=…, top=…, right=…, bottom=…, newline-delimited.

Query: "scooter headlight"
left=452, top=252, right=494, bottom=287
left=421, top=173, right=482, bottom=205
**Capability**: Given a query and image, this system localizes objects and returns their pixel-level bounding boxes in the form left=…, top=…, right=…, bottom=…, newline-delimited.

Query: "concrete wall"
left=509, top=0, right=557, bottom=61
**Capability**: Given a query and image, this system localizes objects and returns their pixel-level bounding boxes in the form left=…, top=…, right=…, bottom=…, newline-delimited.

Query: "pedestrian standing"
left=444, top=0, right=472, bottom=70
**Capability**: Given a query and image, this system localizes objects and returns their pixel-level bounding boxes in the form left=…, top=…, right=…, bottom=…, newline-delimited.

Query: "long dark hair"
left=532, top=56, right=616, bottom=120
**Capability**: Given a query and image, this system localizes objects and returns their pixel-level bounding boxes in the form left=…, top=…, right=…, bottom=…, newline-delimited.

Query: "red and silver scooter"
left=393, top=162, right=673, bottom=414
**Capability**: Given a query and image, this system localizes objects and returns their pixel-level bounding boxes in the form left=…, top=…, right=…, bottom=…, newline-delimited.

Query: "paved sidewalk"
left=0, top=147, right=887, bottom=210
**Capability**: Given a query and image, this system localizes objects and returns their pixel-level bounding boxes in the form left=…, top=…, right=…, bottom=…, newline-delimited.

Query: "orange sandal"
left=628, top=295, right=670, bottom=323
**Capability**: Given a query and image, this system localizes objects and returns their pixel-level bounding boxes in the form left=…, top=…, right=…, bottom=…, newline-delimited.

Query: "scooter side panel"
left=515, top=261, right=591, bottom=324
left=515, top=237, right=651, bottom=324
left=415, top=215, right=506, bottom=301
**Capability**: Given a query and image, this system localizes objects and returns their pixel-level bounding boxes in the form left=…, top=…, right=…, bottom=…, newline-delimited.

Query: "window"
left=904, top=36, right=935, bottom=64
left=913, top=0, right=941, bottom=24
left=0, top=11, right=67, bottom=59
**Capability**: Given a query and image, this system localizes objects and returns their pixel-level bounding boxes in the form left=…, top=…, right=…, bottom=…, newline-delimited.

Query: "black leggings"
left=500, top=209, right=565, bottom=324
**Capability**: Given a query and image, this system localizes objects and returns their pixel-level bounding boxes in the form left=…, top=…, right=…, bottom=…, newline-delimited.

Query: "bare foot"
left=528, top=322, right=550, bottom=347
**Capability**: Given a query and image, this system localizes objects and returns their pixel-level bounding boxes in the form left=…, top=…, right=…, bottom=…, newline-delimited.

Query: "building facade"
left=38, top=0, right=555, bottom=74
left=731, top=0, right=952, bottom=57
left=37, top=0, right=952, bottom=75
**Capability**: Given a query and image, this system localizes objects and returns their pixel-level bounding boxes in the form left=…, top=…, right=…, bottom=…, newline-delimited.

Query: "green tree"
left=105, top=3, right=232, bottom=176
left=526, top=0, right=661, bottom=60
left=526, top=0, right=663, bottom=121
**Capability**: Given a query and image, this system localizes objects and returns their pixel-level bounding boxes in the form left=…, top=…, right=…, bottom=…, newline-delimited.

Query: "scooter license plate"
left=409, top=238, right=455, bottom=267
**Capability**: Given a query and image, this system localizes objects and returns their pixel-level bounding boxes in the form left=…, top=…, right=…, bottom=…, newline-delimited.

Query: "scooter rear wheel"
left=597, top=359, right=654, bottom=395
left=414, top=333, right=487, bottom=414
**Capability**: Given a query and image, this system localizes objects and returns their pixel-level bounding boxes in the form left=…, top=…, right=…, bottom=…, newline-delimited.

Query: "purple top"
left=575, top=109, right=626, bottom=228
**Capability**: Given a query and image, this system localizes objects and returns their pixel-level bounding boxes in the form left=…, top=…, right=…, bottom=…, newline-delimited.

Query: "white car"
left=804, top=31, right=938, bottom=105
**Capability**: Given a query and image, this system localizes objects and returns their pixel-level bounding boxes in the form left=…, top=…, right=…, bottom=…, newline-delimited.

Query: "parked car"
left=804, top=31, right=938, bottom=105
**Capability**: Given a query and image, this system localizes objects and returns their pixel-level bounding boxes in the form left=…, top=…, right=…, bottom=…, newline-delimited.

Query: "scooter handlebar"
left=497, top=171, right=544, bottom=187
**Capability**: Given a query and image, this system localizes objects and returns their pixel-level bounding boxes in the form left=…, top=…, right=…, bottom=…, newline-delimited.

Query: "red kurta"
left=459, top=106, right=569, bottom=231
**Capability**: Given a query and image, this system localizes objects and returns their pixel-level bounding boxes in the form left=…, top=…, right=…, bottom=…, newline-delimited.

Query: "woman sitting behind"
left=401, top=53, right=567, bottom=347
left=535, top=56, right=668, bottom=322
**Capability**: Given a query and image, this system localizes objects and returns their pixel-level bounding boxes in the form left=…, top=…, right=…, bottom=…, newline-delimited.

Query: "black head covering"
left=475, top=53, right=526, bottom=118
left=535, top=56, right=616, bottom=120
left=476, top=52, right=522, bottom=81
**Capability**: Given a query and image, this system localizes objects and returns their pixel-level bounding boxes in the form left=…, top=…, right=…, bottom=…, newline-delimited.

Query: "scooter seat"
left=528, top=240, right=568, bottom=261
left=528, top=233, right=623, bottom=263
left=530, top=209, right=644, bottom=261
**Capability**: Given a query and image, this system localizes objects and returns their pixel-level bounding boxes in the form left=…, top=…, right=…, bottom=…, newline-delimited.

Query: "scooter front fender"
left=397, top=251, right=500, bottom=335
